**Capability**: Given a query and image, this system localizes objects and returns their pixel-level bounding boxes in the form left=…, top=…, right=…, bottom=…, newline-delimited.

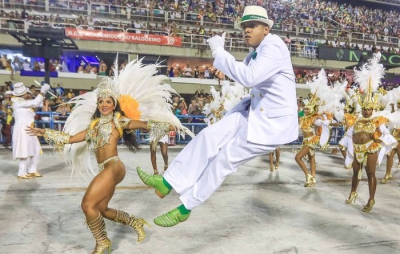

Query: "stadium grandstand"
left=0, top=0, right=399, bottom=145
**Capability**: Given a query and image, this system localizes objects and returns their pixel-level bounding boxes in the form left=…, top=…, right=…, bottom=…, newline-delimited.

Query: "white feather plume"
left=353, top=52, right=385, bottom=95
left=391, top=87, right=400, bottom=110
left=203, top=86, right=223, bottom=125
left=62, top=57, right=194, bottom=179
left=306, top=69, right=327, bottom=95
left=223, top=82, right=249, bottom=112
left=203, top=80, right=249, bottom=125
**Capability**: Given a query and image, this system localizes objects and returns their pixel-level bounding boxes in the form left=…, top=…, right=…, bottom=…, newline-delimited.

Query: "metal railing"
left=3, top=0, right=46, bottom=12
left=0, top=17, right=25, bottom=32
left=0, top=112, right=345, bottom=147
left=0, top=18, right=397, bottom=58
left=0, top=0, right=398, bottom=48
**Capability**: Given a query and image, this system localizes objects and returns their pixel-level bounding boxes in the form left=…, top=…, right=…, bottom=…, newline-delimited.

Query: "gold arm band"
left=147, top=120, right=170, bottom=151
left=44, top=128, right=70, bottom=154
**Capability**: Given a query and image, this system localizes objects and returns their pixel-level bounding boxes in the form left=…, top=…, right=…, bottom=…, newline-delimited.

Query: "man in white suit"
left=12, top=82, right=49, bottom=179
left=137, top=6, right=299, bottom=227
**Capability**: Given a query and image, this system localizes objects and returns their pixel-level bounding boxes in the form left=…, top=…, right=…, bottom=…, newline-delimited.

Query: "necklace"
left=92, top=113, right=114, bottom=150
left=361, top=116, right=373, bottom=121
left=98, top=113, right=113, bottom=125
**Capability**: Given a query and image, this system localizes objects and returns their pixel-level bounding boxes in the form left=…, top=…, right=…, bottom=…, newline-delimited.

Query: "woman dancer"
left=150, top=134, right=169, bottom=175
left=295, top=100, right=322, bottom=187
left=338, top=99, right=358, bottom=169
left=269, top=148, right=280, bottom=172
left=28, top=59, right=192, bottom=253
left=345, top=53, right=397, bottom=212
left=295, top=70, right=340, bottom=187
left=381, top=98, right=400, bottom=183
left=27, top=87, right=170, bottom=253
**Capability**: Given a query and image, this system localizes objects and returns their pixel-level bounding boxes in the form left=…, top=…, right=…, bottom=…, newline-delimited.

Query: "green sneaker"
left=136, top=167, right=171, bottom=198
left=154, top=208, right=191, bottom=227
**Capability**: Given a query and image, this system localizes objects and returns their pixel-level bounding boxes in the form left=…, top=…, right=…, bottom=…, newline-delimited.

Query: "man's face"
left=242, top=21, right=269, bottom=48
left=22, top=92, right=31, bottom=100
left=362, top=107, right=373, bottom=118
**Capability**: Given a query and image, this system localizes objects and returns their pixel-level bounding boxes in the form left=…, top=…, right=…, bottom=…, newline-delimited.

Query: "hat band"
left=14, top=88, right=28, bottom=96
left=241, top=14, right=268, bottom=23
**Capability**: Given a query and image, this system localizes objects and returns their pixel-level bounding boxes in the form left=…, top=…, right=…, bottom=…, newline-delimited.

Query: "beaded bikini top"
left=300, top=114, right=320, bottom=133
left=85, top=112, right=130, bottom=151
left=353, top=116, right=387, bottom=134
left=354, top=120, right=376, bottom=134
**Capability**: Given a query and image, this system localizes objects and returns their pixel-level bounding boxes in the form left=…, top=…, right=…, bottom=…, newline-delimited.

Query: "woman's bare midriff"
left=353, top=132, right=372, bottom=144
left=95, top=128, right=120, bottom=164
left=303, top=131, right=314, bottom=138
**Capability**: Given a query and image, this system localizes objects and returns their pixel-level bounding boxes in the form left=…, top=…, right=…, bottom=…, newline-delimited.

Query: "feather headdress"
left=303, top=69, right=328, bottom=114
left=203, top=86, right=223, bottom=125
left=354, top=52, right=385, bottom=109
left=63, top=57, right=194, bottom=179
left=319, top=79, right=348, bottom=122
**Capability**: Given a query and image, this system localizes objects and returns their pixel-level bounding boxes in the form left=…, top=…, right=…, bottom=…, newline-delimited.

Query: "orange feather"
left=118, top=95, right=141, bottom=120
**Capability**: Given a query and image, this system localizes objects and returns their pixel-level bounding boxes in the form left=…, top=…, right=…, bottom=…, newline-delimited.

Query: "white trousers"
left=164, top=111, right=277, bottom=210
left=17, top=153, right=39, bottom=176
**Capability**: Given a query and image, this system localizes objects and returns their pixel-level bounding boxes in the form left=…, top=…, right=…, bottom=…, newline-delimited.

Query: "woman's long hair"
left=92, top=100, right=141, bottom=152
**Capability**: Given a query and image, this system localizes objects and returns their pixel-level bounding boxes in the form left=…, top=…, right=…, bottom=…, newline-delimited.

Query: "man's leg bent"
left=164, top=112, right=244, bottom=194
left=180, top=125, right=276, bottom=210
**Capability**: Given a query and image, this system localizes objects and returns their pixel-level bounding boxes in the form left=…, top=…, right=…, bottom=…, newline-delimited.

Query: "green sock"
left=177, top=204, right=191, bottom=214
left=163, top=177, right=172, bottom=190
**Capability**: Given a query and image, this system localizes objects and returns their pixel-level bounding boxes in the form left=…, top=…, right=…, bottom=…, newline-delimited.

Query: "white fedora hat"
left=235, top=6, right=274, bottom=30
left=12, top=82, right=31, bottom=96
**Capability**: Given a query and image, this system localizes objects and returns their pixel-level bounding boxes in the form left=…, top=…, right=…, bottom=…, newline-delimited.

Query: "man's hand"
left=207, top=32, right=226, bottom=55
left=40, top=84, right=50, bottom=94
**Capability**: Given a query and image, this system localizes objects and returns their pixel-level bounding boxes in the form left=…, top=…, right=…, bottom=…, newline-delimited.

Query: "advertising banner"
left=65, top=28, right=182, bottom=46
left=318, top=46, right=400, bottom=67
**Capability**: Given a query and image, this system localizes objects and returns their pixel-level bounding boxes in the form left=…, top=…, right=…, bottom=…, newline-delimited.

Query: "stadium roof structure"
left=8, top=26, right=78, bottom=50
left=8, top=26, right=78, bottom=83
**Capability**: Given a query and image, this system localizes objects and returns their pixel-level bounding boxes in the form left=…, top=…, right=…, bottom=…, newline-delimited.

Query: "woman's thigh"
left=82, top=161, right=126, bottom=206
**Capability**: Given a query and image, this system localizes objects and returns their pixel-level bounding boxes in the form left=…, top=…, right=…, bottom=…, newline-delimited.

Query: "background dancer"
left=269, top=148, right=280, bottom=172
left=12, top=82, right=49, bottom=179
left=150, top=134, right=169, bottom=175
left=381, top=90, right=400, bottom=183
left=345, top=53, right=397, bottom=213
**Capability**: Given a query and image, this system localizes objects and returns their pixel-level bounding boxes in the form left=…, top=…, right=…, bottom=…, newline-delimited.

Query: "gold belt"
left=98, top=156, right=121, bottom=172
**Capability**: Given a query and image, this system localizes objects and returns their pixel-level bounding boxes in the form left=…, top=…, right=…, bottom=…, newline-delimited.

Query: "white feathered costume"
left=203, top=80, right=249, bottom=125
left=62, top=58, right=194, bottom=178
left=349, top=52, right=397, bottom=166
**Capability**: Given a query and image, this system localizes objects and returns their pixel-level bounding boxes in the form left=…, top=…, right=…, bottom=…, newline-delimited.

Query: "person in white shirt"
left=183, top=64, right=192, bottom=78
left=38, top=60, right=45, bottom=72
left=203, top=66, right=210, bottom=79
left=137, top=6, right=298, bottom=227
left=134, top=20, right=141, bottom=34
left=22, top=59, right=32, bottom=71
left=12, top=82, right=50, bottom=179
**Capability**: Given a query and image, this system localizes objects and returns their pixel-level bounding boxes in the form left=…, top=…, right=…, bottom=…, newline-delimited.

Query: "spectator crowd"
left=0, top=0, right=398, bottom=53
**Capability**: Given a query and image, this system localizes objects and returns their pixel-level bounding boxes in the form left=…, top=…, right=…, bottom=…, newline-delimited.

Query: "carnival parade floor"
left=0, top=146, right=399, bottom=254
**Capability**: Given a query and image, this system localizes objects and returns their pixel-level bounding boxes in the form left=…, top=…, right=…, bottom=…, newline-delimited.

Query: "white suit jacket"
left=213, top=33, right=299, bottom=145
